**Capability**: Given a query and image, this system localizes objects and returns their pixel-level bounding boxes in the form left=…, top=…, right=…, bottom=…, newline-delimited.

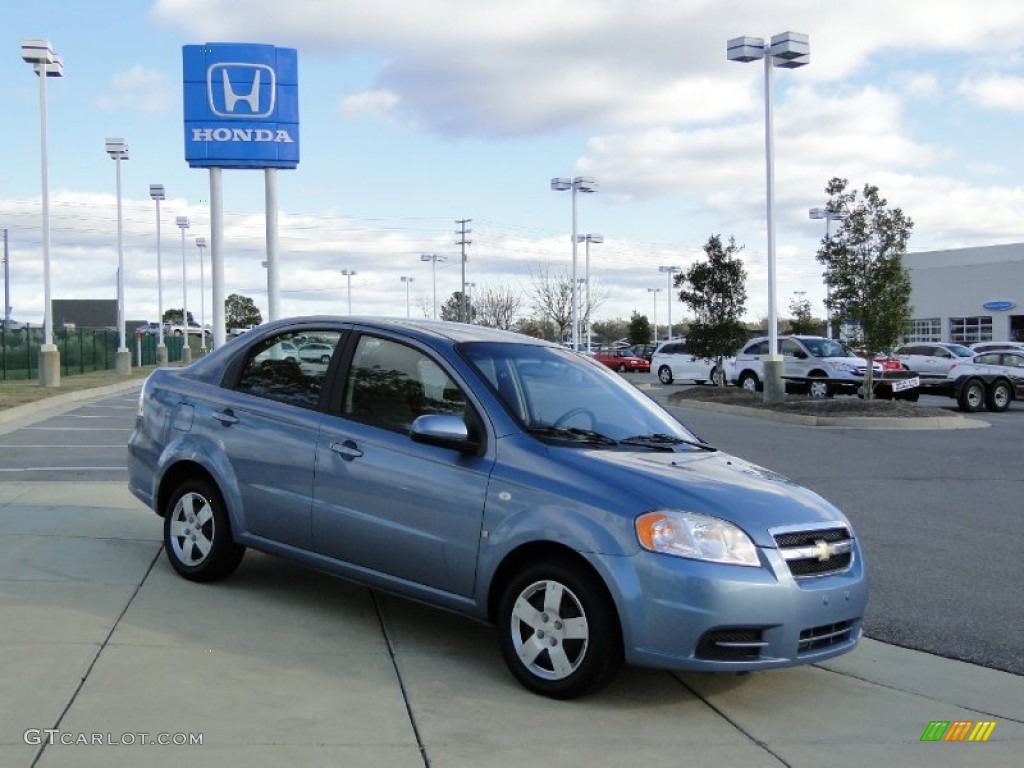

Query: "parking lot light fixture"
left=149, top=184, right=167, bottom=364
left=176, top=216, right=191, bottom=363
left=106, top=138, right=131, bottom=374
left=552, top=176, right=598, bottom=350
left=576, top=233, right=603, bottom=350
left=728, top=31, right=809, bottom=402
left=341, top=269, right=357, bottom=315
left=22, top=39, right=63, bottom=386
left=658, top=265, right=681, bottom=340
left=400, top=276, right=415, bottom=318
left=420, top=254, right=447, bottom=319
left=809, top=207, right=849, bottom=339
left=647, top=287, right=663, bottom=345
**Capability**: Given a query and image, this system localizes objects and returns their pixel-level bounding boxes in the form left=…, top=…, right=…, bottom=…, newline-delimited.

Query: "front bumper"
left=594, top=542, right=868, bottom=672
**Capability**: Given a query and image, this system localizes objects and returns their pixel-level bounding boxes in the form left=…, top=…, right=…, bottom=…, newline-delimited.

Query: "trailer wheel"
left=986, top=380, right=1013, bottom=412
left=957, top=379, right=986, bottom=412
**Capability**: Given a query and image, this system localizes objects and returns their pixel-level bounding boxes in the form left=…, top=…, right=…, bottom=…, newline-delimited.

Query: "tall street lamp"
left=21, top=39, right=63, bottom=387
left=420, top=253, right=446, bottom=319
left=340, top=269, right=357, bottom=315
left=576, top=233, right=603, bottom=350
left=809, top=206, right=849, bottom=339
left=105, top=138, right=131, bottom=375
left=728, top=31, right=809, bottom=402
left=176, top=216, right=191, bottom=364
left=149, top=184, right=167, bottom=366
left=400, top=276, right=415, bottom=318
left=196, top=237, right=207, bottom=351
left=658, top=265, right=681, bottom=340
left=551, top=176, right=598, bottom=350
left=647, top=287, right=662, bottom=345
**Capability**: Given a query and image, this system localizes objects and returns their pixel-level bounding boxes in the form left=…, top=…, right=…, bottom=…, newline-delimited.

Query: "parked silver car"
left=894, top=342, right=974, bottom=378
left=650, top=339, right=727, bottom=385
left=728, top=335, right=881, bottom=398
left=128, top=318, right=867, bottom=699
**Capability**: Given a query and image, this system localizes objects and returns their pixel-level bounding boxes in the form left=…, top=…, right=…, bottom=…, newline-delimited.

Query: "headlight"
left=635, top=511, right=759, bottom=566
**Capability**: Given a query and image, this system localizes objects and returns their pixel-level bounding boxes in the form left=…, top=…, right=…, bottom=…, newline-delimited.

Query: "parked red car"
left=593, top=348, right=651, bottom=373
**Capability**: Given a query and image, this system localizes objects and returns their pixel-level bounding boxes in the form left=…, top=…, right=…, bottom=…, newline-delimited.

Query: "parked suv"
left=651, top=340, right=726, bottom=385
left=728, top=335, right=881, bottom=398
left=893, top=342, right=974, bottom=378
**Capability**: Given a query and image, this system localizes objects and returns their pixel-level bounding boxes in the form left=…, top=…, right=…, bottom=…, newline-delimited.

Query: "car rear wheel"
left=497, top=559, right=622, bottom=699
left=957, top=379, right=986, bottom=413
left=616, top=364, right=627, bottom=373
left=986, top=380, right=1012, bottom=412
left=163, top=478, right=245, bottom=582
left=710, top=367, right=725, bottom=387
left=657, top=365, right=673, bottom=385
left=738, top=372, right=760, bottom=393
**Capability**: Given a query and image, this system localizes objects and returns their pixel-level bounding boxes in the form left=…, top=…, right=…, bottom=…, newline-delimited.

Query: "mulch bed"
left=667, top=385, right=952, bottom=418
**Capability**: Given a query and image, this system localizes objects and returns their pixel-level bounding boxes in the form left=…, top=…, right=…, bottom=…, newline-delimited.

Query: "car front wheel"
left=657, top=366, right=674, bottom=385
left=163, top=478, right=245, bottom=582
left=497, top=559, right=622, bottom=699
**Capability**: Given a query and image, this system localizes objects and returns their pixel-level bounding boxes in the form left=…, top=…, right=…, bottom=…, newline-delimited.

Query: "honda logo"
left=207, top=63, right=276, bottom=118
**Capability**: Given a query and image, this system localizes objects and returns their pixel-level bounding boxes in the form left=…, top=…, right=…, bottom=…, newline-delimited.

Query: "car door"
left=211, top=328, right=344, bottom=548
left=312, top=333, right=495, bottom=597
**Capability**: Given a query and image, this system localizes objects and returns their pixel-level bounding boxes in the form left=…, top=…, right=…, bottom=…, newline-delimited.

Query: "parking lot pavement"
left=1, top=386, right=1022, bottom=766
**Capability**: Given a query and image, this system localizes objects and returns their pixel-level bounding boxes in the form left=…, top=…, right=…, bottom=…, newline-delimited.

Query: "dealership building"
left=903, top=242, right=1023, bottom=344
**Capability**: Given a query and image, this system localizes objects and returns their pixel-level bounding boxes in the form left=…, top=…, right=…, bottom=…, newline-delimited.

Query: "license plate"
left=892, top=376, right=919, bottom=392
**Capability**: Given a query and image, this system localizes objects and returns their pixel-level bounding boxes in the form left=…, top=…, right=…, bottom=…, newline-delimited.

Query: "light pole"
left=149, top=185, right=167, bottom=366
left=420, top=253, right=446, bottom=319
left=21, top=39, right=63, bottom=386
left=176, top=216, right=191, bottom=364
left=809, top=207, right=849, bottom=339
left=105, top=138, right=131, bottom=375
left=341, top=269, right=357, bottom=315
left=400, top=276, right=415, bottom=318
left=576, top=233, right=603, bottom=350
left=658, top=265, right=681, bottom=340
left=647, top=287, right=662, bottom=345
left=551, top=176, right=598, bottom=350
left=728, top=31, right=809, bottom=402
left=465, top=282, right=476, bottom=324
left=196, top=237, right=207, bottom=351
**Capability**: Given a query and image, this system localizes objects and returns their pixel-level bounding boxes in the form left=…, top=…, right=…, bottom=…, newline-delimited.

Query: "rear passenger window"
left=235, top=330, right=343, bottom=409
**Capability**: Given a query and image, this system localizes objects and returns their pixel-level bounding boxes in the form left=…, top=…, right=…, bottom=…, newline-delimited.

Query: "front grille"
left=773, top=526, right=854, bottom=579
left=696, top=627, right=767, bottom=661
left=799, top=620, right=854, bottom=653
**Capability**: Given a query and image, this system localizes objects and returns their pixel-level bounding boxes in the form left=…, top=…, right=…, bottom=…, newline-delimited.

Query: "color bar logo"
left=921, top=721, right=996, bottom=742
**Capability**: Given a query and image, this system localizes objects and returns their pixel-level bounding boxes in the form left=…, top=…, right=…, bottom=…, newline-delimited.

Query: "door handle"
left=212, top=410, right=239, bottom=425
left=330, top=440, right=363, bottom=461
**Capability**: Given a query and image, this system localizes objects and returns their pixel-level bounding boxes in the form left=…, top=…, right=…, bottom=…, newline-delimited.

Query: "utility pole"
left=455, top=218, right=472, bottom=323
left=2, top=229, right=9, bottom=325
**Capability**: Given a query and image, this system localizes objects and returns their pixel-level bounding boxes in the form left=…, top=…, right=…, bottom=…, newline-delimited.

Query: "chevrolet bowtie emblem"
left=812, top=539, right=834, bottom=561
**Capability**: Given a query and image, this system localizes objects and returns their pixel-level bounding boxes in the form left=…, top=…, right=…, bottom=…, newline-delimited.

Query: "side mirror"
left=410, top=414, right=477, bottom=452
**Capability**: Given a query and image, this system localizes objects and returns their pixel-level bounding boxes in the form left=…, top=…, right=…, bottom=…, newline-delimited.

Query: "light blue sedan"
left=128, top=317, right=868, bottom=699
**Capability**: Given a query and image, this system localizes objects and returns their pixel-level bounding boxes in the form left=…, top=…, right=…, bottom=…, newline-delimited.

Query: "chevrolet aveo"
left=128, top=318, right=868, bottom=699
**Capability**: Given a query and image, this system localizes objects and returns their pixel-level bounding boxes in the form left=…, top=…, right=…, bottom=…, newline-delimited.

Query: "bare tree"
left=475, top=283, right=524, bottom=330
left=528, top=266, right=574, bottom=343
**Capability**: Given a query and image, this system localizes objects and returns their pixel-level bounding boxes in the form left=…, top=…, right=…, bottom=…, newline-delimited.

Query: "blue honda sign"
left=182, top=43, right=299, bottom=169
left=982, top=300, right=1016, bottom=311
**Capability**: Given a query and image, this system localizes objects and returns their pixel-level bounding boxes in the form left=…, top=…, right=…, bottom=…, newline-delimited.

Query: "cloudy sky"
left=4, top=0, right=1024, bottom=329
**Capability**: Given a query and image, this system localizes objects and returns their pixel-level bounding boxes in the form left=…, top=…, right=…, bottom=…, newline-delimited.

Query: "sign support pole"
left=210, top=167, right=225, bottom=349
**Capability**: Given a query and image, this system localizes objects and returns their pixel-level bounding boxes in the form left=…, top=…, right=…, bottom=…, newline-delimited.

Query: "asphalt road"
left=2, top=381, right=1021, bottom=677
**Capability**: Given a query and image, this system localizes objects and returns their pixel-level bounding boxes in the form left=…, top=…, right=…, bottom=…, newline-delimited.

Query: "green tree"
left=628, top=311, right=650, bottom=347
left=591, top=318, right=629, bottom=346
left=676, top=235, right=748, bottom=386
left=161, top=308, right=195, bottom=325
left=787, top=291, right=818, bottom=335
left=514, top=316, right=557, bottom=340
left=816, top=178, right=913, bottom=398
left=225, top=294, right=263, bottom=329
left=440, top=292, right=475, bottom=323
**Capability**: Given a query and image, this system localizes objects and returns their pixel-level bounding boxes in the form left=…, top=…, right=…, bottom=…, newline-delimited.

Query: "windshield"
left=459, top=342, right=697, bottom=444
left=801, top=338, right=854, bottom=358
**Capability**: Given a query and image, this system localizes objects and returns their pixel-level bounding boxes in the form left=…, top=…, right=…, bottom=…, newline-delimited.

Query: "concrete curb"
left=666, top=397, right=989, bottom=429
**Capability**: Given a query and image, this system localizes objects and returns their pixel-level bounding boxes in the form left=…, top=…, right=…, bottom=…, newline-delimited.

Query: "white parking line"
left=23, top=427, right=131, bottom=431
left=0, top=467, right=125, bottom=472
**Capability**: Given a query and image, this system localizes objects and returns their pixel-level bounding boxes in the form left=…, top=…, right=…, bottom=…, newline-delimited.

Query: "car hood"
left=575, top=448, right=847, bottom=547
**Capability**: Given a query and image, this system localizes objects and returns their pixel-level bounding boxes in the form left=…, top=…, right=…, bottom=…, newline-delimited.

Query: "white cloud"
left=339, top=89, right=401, bottom=120
left=95, top=66, right=175, bottom=114
left=958, top=74, right=1024, bottom=113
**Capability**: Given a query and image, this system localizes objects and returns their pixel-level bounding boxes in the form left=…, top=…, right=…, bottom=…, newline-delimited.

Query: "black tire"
left=657, top=366, right=674, bottom=385
left=710, top=367, right=725, bottom=387
left=957, top=379, right=986, bottom=413
left=986, top=380, right=1013, bottom=412
left=807, top=377, right=832, bottom=399
left=738, top=372, right=760, bottom=393
left=616, top=364, right=627, bottom=373
left=163, top=478, right=245, bottom=582
left=497, top=559, right=622, bottom=699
